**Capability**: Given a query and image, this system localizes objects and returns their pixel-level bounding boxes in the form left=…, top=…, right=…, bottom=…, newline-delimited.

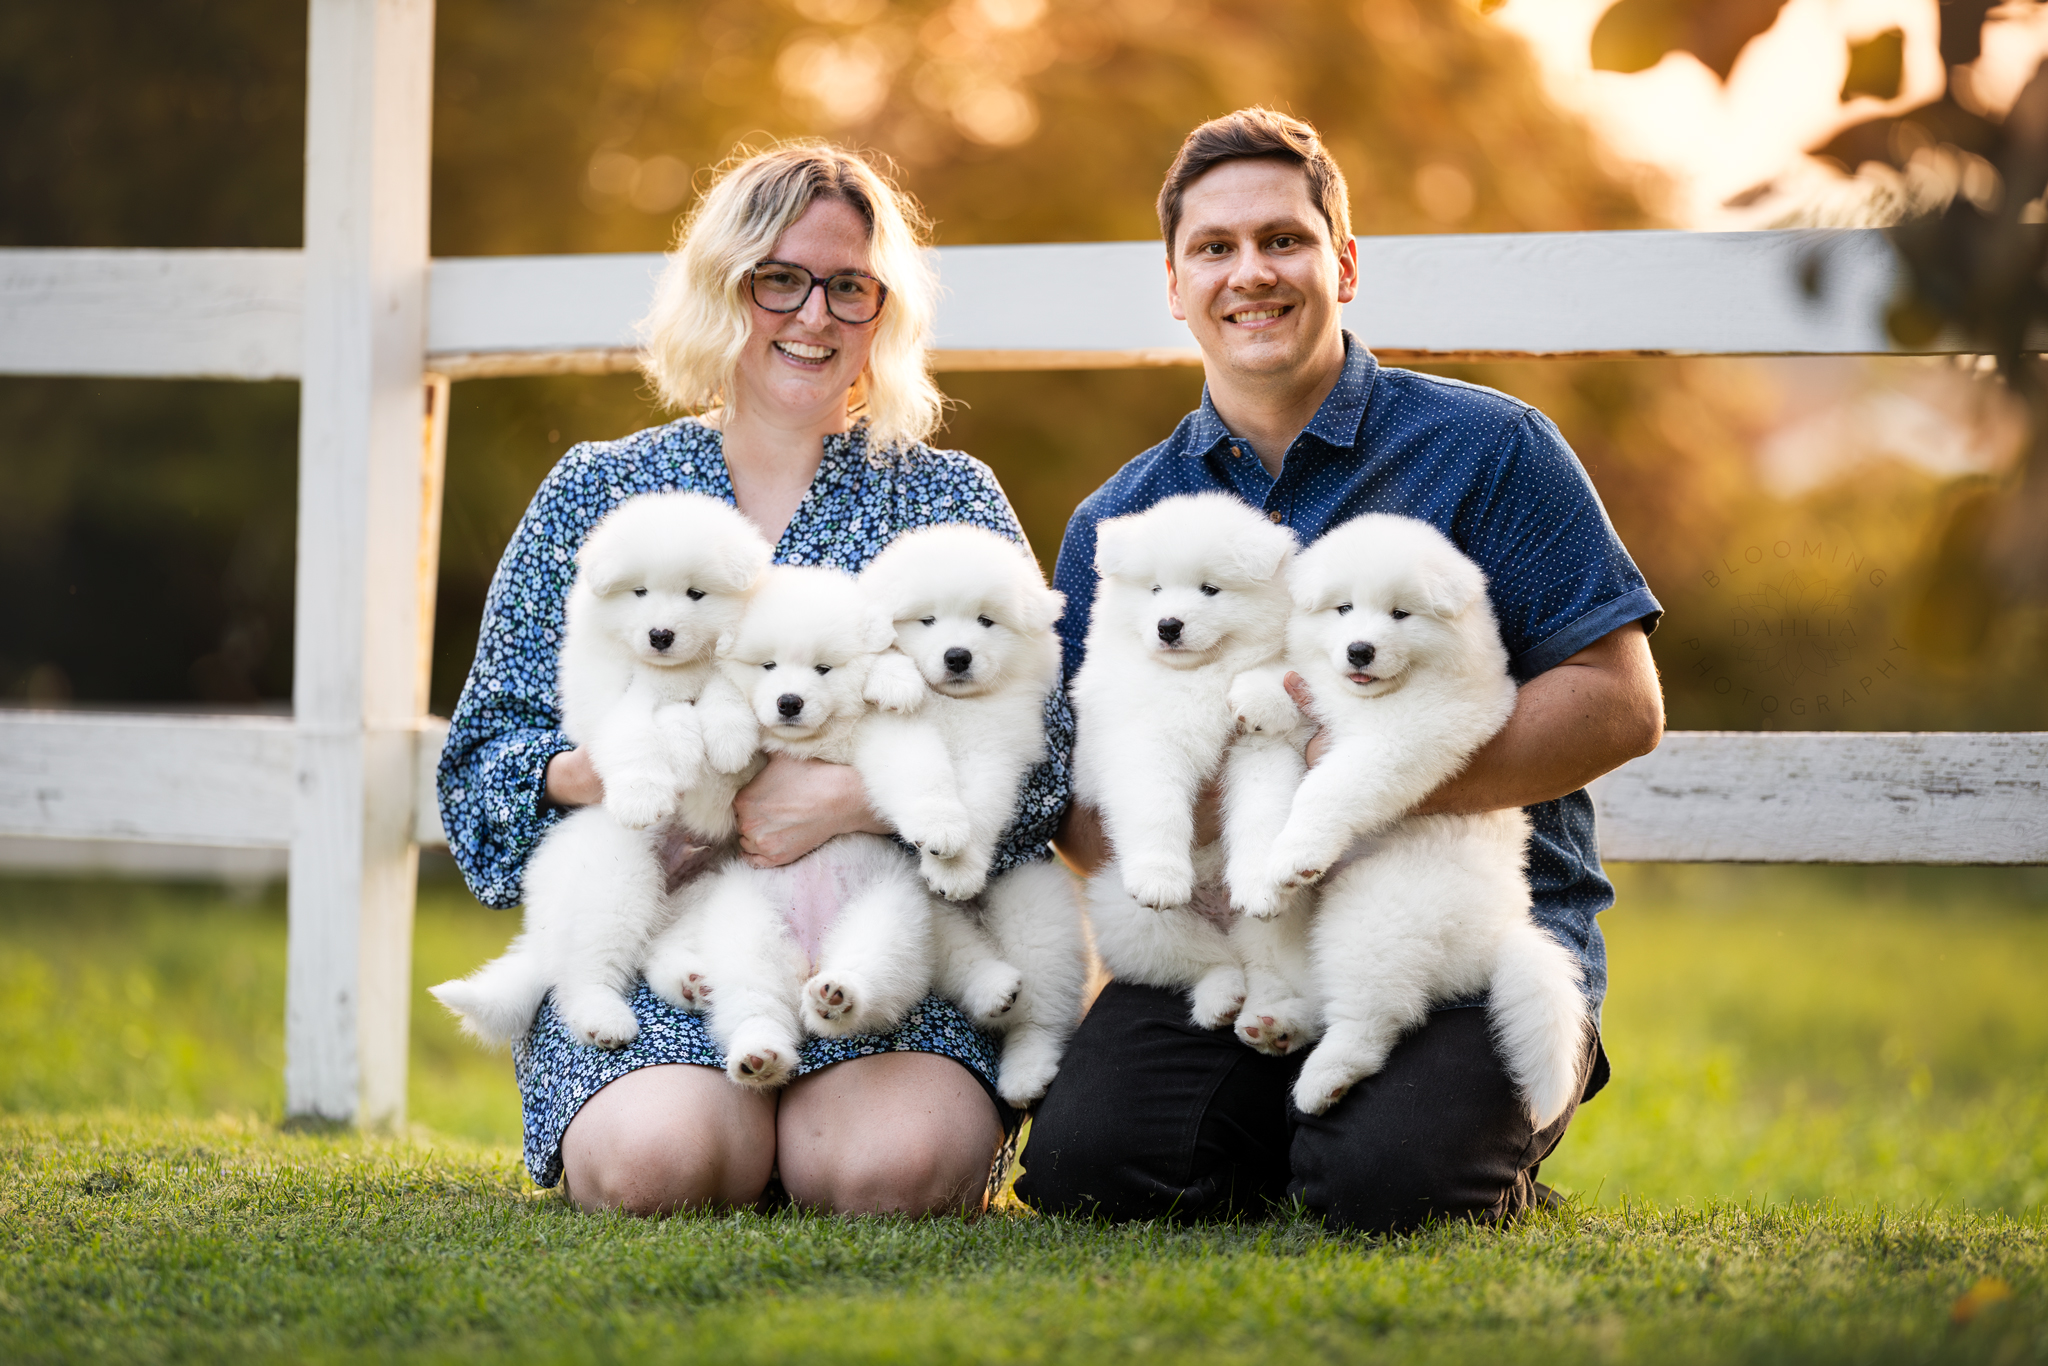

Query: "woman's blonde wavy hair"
left=638, top=141, right=943, bottom=453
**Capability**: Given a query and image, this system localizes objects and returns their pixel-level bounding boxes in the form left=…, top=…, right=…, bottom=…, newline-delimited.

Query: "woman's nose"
left=796, top=283, right=833, bottom=328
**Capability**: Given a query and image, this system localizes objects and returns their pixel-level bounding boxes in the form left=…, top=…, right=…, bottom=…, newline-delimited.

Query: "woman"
left=436, top=142, right=1073, bottom=1217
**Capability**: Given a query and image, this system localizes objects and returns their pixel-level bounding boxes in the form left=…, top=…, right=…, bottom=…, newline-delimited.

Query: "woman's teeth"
left=775, top=340, right=834, bottom=361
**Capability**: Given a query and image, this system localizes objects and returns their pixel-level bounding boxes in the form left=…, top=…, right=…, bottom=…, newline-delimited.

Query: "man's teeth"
left=775, top=341, right=834, bottom=360
left=1231, top=308, right=1286, bottom=323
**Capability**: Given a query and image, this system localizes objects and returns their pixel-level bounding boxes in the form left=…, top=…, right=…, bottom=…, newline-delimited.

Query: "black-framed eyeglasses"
left=747, top=261, right=888, bottom=324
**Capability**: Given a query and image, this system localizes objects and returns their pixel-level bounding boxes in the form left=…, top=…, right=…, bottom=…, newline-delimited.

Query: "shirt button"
left=1268, top=510, right=1283, bottom=523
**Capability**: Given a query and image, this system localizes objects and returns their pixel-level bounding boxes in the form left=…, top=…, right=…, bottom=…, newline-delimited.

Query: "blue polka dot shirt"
left=438, top=417, right=1075, bottom=912
left=1051, top=334, right=1662, bottom=1010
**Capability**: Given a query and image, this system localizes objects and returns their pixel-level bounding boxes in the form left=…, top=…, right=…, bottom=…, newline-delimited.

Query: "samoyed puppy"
left=1237, top=514, right=1588, bottom=1128
left=852, top=524, right=1088, bottom=1104
left=641, top=565, right=935, bottom=1089
left=429, top=492, right=770, bottom=1049
left=1070, top=493, right=1297, bottom=1028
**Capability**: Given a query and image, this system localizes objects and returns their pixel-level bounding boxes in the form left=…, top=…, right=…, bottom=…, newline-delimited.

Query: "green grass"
left=0, top=864, right=2043, bottom=1361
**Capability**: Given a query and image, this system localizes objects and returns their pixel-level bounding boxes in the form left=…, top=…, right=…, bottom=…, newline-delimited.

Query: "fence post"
left=286, top=0, right=438, bottom=1128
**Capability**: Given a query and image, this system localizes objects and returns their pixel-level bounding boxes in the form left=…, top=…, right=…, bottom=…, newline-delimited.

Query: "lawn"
left=0, top=863, right=2043, bottom=1361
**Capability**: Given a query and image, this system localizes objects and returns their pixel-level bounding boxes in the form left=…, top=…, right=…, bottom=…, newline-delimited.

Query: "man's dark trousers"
left=1015, top=981, right=1604, bottom=1234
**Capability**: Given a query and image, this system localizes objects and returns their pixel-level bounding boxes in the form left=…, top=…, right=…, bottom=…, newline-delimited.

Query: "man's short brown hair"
left=1156, top=107, right=1352, bottom=255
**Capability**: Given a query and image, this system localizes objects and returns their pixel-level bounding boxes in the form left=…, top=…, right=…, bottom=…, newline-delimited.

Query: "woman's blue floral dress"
left=437, top=417, right=1074, bottom=1187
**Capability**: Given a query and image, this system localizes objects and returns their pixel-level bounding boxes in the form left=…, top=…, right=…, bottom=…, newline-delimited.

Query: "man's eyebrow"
left=1179, top=217, right=1322, bottom=247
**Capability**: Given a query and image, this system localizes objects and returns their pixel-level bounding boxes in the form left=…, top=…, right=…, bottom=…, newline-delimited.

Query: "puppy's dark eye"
left=633, top=588, right=648, bottom=598
left=1390, top=609, right=1410, bottom=620
left=763, top=661, right=777, bottom=671
left=977, top=615, right=995, bottom=629
left=814, top=664, right=831, bottom=676
left=1335, top=603, right=1353, bottom=616
left=1199, top=583, right=1219, bottom=597
left=686, top=588, right=705, bottom=602
left=920, top=616, right=936, bottom=627
left=1150, top=585, right=1162, bottom=594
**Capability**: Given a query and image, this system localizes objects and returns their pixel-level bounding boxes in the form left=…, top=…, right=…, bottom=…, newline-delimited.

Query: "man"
left=1015, top=108, right=1666, bottom=1234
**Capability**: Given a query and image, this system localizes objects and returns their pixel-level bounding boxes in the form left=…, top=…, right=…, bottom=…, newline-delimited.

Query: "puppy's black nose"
left=648, top=627, right=675, bottom=651
left=1347, top=641, right=1376, bottom=668
left=943, top=647, right=972, bottom=674
left=776, top=693, right=804, bottom=718
left=1157, top=617, right=1184, bottom=644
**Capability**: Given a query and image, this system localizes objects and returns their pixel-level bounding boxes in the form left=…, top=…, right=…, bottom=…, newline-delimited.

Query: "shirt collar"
left=1186, top=331, right=1378, bottom=459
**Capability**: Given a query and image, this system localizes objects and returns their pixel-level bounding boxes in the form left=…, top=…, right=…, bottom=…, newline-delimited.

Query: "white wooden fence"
left=1, top=0, right=2042, bottom=1128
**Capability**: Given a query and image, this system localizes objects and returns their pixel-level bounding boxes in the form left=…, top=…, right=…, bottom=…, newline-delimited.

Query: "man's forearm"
left=1414, top=623, right=1664, bottom=816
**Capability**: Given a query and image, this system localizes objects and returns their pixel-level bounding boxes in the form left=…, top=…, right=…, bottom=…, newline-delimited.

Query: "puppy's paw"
left=1123, top=861, right=1195, bottom=911
left=700, top=716, right=759, bottom=775
left=1228, top=672, right=1299, bottom=735
left=921, top=851, right=989, bottom=903
left=1188, top=965, right=1248, bottom=1031
left=802, top=974, right=865, bottom=1035
left=904, top=810, right=973, bottom=862
left=652, top=705, right=708, bottom=773
left=1292, top=1053, right=1361, bottom=1117
left=724, top=1020, right=797, bottom=1088
left=1228, top=871, right=1287, bottom=919
left=864, top=653, right=930, bottom=714
left=996, top=1051, right=1061, bottom=1108
left=604, top=777, right=677, bottom=831
left=957, top=960, right=1024, bottom=1024
left=1235, top=999, right=1320, bottom=1058
left=648, top=964, right=712, bottom=1014
left=558, top=991, right=641, bottom=1051
left=1267, top=846, right=1328, bottom=892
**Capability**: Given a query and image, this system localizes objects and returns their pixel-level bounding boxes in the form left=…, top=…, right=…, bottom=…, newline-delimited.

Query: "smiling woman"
left=432, top=141, right=1074, bottom=1219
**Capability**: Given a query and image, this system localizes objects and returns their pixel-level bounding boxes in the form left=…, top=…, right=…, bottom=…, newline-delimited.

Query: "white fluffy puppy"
left=1070, top=493, right=1297, bottom=1028
left=1241, top=514, right=1588, bottom=1128
left=855, top=524, right=1066, bottom=900
left=430, top=492, right=770, bottom=1049
left=641, top=565, right=934, bottom=1088
left=852, top=524, right=1087, bottom=1103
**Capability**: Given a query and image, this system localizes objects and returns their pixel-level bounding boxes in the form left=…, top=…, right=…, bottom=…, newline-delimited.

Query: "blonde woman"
left=436, top=143, right=1072, bottom=1215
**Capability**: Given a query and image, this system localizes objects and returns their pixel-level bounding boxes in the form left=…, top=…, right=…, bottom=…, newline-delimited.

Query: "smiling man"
left=1017, top=108, right=1667, bottom=1233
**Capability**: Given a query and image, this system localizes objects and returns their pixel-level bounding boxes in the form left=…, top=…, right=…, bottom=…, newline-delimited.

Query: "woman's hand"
left=734, top=752, right=890, bottom=868
left=1282, top=671, right=1329, bottom=768
left=544, top=748, right=605, bottom=809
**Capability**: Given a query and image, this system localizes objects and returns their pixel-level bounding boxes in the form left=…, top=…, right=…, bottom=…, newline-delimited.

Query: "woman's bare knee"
left=777, top=1053, right=1003, bottom=1216
left=560, top=1065, right=776, bottom=1215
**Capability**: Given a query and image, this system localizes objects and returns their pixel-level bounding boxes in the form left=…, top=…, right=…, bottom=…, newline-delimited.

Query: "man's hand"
left=734, top=752, right=891, bottom=868
left=543, top=748, right=604, bottom=809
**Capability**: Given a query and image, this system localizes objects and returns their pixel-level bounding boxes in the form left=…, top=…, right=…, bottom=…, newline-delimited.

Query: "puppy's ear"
left=1226, top=519, right=1297, bottom=585
left=1415, top=553, right=1487, bottom=619
left=711, top=536, right=773, bottom=595
left=574, top=522, right=636, bottom=597
left=1009, top=584, right=1066, bottom=633
left=1092, top=517, right=1137, bottom=580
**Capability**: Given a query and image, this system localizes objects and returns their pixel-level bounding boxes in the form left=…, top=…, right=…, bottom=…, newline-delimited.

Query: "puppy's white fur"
left=1239, top=514, right=1587, bottom=1128
left=641, top=565, right=936, bottom=1088
left=1070, top=493, right=1297, bottom=1028
left=855, top=524, right=1066, bottom=900
left=1071, top=493, right=1297, bottom=910
left=850, top=524, right=1087, bottom=1104
left=430, top=493, right=770, bottom=1049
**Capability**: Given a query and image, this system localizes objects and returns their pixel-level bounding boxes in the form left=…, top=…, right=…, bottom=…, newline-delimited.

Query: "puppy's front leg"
left=694, top=674, right=762, bottom=775
left=1092, top=753, right=1206, bottom=910
left=1221, top=733, right=1306, bottom=917
left=855, top=714, right=973, bottom=861
left=863, top=649, right=930, bottom=715
left=590, top=681, right=678, bottom=829
left=1260, top=744, right=1407, bottom=896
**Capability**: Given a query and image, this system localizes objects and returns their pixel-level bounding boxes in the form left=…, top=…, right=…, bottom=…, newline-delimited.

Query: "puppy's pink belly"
left=782, top=850, right=859, bottom=972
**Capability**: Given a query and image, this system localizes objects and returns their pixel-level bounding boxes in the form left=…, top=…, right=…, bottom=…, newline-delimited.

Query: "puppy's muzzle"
left=1346, top=640, right=1376, bottom=668
left=1157, top=617, right=1184, bottom=645
left=648, top=628, right=675, bottom=652
left=943, top=646, right=972, bottom=675
left=776, top=692, right=804, bottom=719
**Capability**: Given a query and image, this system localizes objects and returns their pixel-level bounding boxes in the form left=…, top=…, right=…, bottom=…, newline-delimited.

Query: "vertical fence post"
left=286, top=0, right=438, bottom=1128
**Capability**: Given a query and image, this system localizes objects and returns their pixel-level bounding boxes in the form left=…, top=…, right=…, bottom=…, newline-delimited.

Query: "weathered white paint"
left=0, top=228, right=1943, bottom=381
left=0, top=712, right=297, bottom=847
left=5, top=718, right=2040, bottom=866
left=1592, top=731, right=2048, bottom=864
left=0, top=249, right=304, bottom=380
left=287, top=0, right=438, bottom=1130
